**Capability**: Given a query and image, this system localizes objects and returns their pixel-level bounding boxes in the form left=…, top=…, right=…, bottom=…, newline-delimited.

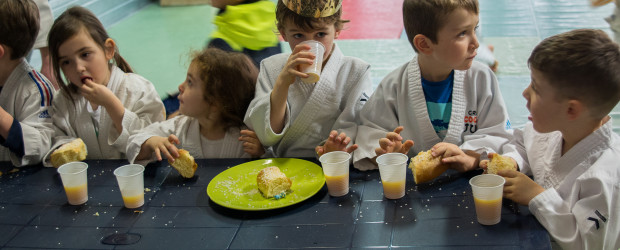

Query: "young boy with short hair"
left=490, top=29, right=620, bottom=249
left=0, top=0, right=55, bottom=166
left=244, top=0, right=372, bottom=158
left=354, top=0, right=512, bottom=171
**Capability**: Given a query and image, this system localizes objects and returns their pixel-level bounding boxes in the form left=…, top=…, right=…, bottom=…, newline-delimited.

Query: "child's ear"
left=566, top=99, right=584, bottom=121
left=413, top=34, right=433, bottom=55
left=279, top=29, right=288, bottom=42
left=0, top=44, right=5, bottom=59
left=104, top=38, right=116, bottom=60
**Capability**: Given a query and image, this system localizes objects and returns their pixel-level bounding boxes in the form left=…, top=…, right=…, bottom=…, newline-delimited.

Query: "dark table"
left=0, top=158, right=551, bottom=249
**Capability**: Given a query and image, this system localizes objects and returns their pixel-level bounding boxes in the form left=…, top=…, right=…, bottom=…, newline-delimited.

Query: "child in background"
left=43, top=6, right=165, bottom=166
left=208, top=0, right=281, bottom=67
left=244, top=0, right=372, bottom=158
left=0, top=0, right=55, bottom=166
left=127, top=48, right=264, bottom=163
left=483, top=29, right=620, bottom=250
left=354, top=0, right=512, bottom=171
left=162, top=0, right=282, bottom=117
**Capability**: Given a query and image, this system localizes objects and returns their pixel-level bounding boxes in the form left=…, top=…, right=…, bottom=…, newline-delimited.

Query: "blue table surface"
left=0, top=158, right=551, bottom=249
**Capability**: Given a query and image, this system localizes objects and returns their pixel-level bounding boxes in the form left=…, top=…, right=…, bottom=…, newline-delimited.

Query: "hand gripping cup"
left=376, top=153, right=408, bottom=199
left=319, top=151, right=350, bottom=197
left=114, top=164, right=145, bottom=209
left=299, top=40, right=325, bottom=83
left=469, top=174, right=506, bottom=225
left=57, top=162, right=89, bottom=205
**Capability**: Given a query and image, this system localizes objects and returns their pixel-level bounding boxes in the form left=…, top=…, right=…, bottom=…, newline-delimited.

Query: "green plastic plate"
left=207, top=158, right=325, bottom=211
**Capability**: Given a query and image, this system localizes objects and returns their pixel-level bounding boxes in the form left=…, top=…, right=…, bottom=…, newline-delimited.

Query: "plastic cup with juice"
left=299, top=40, right=325, bottom=84
left=376, top=153, right=408, bottom=199
left=469, top=174, right=506, bottom=225
left=113, top=164, right=145, bottom=209
left=57, top=162, right=89, bottom=205
left=319, top=151, right=350, bottom=197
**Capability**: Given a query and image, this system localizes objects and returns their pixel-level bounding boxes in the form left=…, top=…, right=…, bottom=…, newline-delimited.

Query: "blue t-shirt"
left=0, top=86, right=25, bottom=157
left=421, top=71, right=453, bottom=139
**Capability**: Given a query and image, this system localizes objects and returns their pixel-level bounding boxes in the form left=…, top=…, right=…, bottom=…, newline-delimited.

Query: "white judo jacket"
left=244, top=44, right=373, bottom=158
left=44, top=66, right=165, bottom=166
left=126, top=115, right=250, bottom=164
left=354, top=57, right=513, bottom=170
left=504, top=121, right=620, bottom=250
left=0, top=60, right=55, bottom=166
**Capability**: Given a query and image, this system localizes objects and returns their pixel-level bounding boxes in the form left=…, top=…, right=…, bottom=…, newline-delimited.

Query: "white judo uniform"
left=44, top=66, right=165, bottom=166
left=354, top=57, right=512, bottom=170
left=244, top=44, right=373, bottom=158
left=502, top=121, right=620, bottom=250
left=126, top=115, right=250, bottom=164
left=0, top=60, right=55, bottom=166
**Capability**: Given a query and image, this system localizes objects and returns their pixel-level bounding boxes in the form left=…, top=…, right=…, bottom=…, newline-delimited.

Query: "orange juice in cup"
left=122, top=193, right=145, bottom=209
left=114, top=164, right=145, bottom=208
left=377, top=153, right=408, bottom=199
left=57, top=162, right=89, bottom=205
left=64, top=184, right=88, bottom=205
left=325, top=173, right=349, bottom=197
left=381, top=180, right=406, bottom=199
left=319, top=151, right=351, bottom=197
left=474, top=197, right=503, bottom=225
left=469, top=174, right=506, bottom=225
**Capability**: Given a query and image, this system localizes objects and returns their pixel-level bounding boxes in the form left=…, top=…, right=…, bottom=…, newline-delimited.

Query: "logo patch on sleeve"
left=39, top=110, right=51, bottom=119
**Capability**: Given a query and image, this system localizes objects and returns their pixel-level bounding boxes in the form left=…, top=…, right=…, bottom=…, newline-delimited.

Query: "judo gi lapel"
left=407, top=57, right=442, bottom=150
left=444, top=69, right=466, bottom=145
left=183, top=118, right=204, bottom=158
left=278, top=44, right=344, bottom=151
left=75, top=96, right=102, bottom=158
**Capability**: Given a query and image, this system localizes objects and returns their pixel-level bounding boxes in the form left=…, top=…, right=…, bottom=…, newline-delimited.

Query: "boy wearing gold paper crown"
left=244, top=0, right=372, bottom=158
left=353, top=0, right=513, bottom=171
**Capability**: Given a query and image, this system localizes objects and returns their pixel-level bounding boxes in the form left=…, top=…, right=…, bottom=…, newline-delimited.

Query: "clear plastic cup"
left=57, top=162, right=89, bottom=205
left=376, top=153, right=408, bottom=199
left=299, top=40, right=325, bottom=83
left=319, top=151, right=350, bottom=197
left=469, top=174, right=506, bottom=225
left=113, top=164, right=145, bottom=209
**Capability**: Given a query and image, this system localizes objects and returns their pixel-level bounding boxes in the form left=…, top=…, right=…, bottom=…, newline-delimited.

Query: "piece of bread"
left=486, top=154, right=516, bottom=175
left=51, top=138, right=87, bottom=168
left=257, top=166, right=292, bottom=199
left=168, top=149, right=198, bottom=178
left=408, top=150, right=449, bottom=184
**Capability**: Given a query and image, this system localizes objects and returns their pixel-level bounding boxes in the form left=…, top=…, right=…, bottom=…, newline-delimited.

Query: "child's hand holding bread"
left=138, top=134, right=181, bottom=162
left=480, top=153, right=518, bottom=174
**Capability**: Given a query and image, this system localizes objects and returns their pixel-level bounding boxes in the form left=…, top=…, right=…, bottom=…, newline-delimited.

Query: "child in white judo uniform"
left=482, top=29, right=620, bottom=250
left=354, top=0, right=513, bottom=171
left=43, top=6, right=165, bottom=166
left=127, top=48, right=264, bottom=163
left=0, top=0, right=55, bottom=166
left=244, top=0, right=373, bottom=158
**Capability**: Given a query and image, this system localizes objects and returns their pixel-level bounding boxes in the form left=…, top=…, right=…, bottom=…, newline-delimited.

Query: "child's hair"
left=528, top=29, right=620, bottom=119
left=275, top=0, right=349, bottom=32
left=192, top=47, right=258, bottom=129
left=48, top=6, right=132, bottom=96
left=403, top=0, right=479, bottom=52
left=0, top=0, right=39, bottom=60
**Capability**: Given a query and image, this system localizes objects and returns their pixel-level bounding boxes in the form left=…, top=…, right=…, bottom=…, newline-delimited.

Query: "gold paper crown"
left=282, top=0, right=343, bottom=18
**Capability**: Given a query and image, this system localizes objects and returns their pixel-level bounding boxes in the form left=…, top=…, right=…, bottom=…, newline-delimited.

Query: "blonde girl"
left=43, top=6, right=165, bottom=166
left=127, top=47, right=264, bottom=164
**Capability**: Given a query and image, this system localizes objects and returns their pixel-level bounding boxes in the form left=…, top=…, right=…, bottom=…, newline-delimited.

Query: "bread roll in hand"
left=168, top=149, right=198, bottom=178
left=51, top=138, right=87, bottom=168
left=408, top=150, right=448, bottom=184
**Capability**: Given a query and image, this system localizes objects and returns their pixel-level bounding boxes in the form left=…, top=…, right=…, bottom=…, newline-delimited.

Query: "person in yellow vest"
left=208, top=0, right=281, bottom=67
